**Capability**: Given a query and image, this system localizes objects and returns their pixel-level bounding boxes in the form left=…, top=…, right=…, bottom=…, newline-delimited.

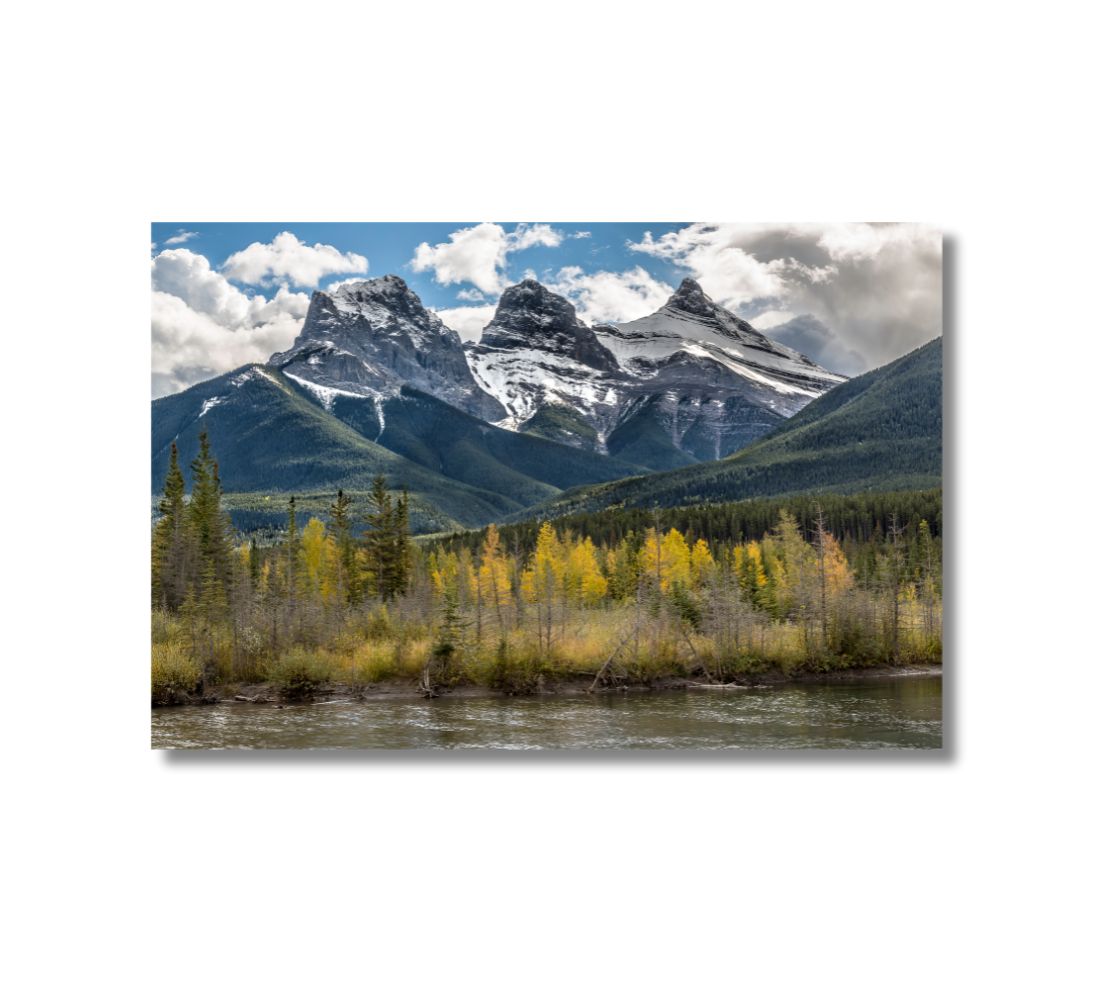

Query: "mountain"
left=269, top=275, right=505, bottom=422
left=596, top=278, right=842, bottom=405
left=464, top=280, right=624, bottom=447
left=517, top=337, right=942, bottom=519
left=150, top=364, right=527, bottom=530
left=466, top=277, right=845, bottom=467
left=153, top=273, right=866, bottom=529
left=319, top=383, right=643, bottom=508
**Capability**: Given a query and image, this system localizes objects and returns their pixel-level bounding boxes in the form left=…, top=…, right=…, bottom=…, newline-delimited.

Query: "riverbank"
left=154, top=663, right=942, bottom=708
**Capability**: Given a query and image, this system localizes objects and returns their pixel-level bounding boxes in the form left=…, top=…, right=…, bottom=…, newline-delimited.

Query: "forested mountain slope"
left=151, top=365, right=530, bottom=529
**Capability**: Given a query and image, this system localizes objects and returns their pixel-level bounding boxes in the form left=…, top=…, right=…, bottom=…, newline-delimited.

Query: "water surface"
left=152, top=674, right=941, bottom=750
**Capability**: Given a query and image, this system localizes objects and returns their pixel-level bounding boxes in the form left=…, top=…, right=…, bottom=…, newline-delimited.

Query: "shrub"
left=268, top=648, right=331, bottom=701
left=151, top=642, right=202, bottom=705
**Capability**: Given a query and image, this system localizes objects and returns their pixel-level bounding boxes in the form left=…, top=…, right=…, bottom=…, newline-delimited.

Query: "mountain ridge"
left=510, top=337, right=943, bottom=521
left=152, top=273, right=875, bottom=529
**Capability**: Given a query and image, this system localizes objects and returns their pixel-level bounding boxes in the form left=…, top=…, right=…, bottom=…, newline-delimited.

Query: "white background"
left=3, top=2, right=1118, bottom=998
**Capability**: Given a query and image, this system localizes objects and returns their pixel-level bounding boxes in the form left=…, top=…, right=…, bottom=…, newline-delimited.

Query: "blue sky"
left=150, top=222, right=690, bottom=312
left=150, top=222, right=942, bottom=397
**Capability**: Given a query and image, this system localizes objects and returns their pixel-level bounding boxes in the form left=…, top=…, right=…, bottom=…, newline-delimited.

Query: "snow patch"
left=283, top=371, right=369, bottom=412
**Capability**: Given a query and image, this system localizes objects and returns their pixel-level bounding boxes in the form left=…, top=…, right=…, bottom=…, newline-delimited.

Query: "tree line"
left=152, top=433, right=942, bottom=703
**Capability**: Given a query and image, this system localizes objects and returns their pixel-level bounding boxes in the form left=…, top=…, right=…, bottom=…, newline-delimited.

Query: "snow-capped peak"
left=594, top=278, right=845, bottom=408
left=268, top=274, right=506, bottom=422
left=478, top=279, right=619, bottom=372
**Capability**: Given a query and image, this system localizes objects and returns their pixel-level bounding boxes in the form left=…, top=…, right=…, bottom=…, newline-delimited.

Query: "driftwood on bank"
left=587, top=624, right=641, bottom=694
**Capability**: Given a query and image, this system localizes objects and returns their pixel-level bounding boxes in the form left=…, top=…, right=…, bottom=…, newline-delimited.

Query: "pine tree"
left=152, top=441, right=188, bottom=609
left=364, top=475, right=394, bottom=600
left=187, top=430, right=232, bottom=614
left=328, top=488, right=356, bottom=603
left=285, top=496, right=298, bottom=606
left=390, top=488, right=411, bottom=599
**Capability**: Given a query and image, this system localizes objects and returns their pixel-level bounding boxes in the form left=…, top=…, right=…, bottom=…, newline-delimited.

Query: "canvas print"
left=151, top=223, right=943, bottom=750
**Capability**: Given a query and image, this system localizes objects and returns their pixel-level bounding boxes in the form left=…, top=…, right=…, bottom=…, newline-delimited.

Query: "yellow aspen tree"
left=525, top=522, right=562, bottom=651
left=639, top=527, right=690, bottom=593
left=660, top=528, right=692, bottom=592
left=823, top=533, right=854, bottom=598
left=690, top=537, right=716, bottom=588
left=320, top=536, right=342, bottom=603
left=479, top=525, right=512, bottom=632
left=300, top=518, right=327, bottom=599
left=428, top=552, right=445, bottom=596
left=565, top=537, right=607, bottom=605
left=639, top=527, right=663, bottom=591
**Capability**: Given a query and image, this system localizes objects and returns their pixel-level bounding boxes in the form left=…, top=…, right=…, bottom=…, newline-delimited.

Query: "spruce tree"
left=364, top=475, right=394, bottom=600
left=187, top=429, right=232, bottom=615
left=328, top=488, right=356, bottom=602
left=152, top=441, right=187, bottom=609
left=286, top=496, right=298, bottom=603
left=390, top=488, right=411, bottom=598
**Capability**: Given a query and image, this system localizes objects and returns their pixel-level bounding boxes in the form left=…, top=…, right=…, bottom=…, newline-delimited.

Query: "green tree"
left=328, top=488, right=356, bottom=603
left=390, top=488, right=412, bottom=599
left=188, top=430, right=233, bottom=612
left=152, top=441, right=191, bottom=610
left=364, top=475, right=394, bottom=600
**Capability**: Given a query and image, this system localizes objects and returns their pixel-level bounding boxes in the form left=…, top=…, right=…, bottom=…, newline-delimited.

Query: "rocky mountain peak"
left=316, top=274, right=436, bottom=329
left=269, top=274, right=505, bottom=422
left=479, top=279, right=619, bottom=372
left=665, top=277, right=721, bottom=319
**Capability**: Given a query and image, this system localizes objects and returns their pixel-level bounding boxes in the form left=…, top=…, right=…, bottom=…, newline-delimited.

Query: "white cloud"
left=572, top=231, right=592, bottom=239
left=410, top=222, right=567, bottom=296
left=164, top=230, right=199, bottom=245
left=631, top=223, right=941, bottom=369
left=151, top=248, right=309, bottom=395
left=456, top=288, right=486, bottom=302
left=507, top=223, right=564, bottom=251
left=547, top=265, right=674, bottom=325
left=221, top=231, right=368, bottom=287
left=325, top=277, right=366, bottom=293
left=749, top=309, right=797, bottom=329
left=435, top=304, right=498, bottom=343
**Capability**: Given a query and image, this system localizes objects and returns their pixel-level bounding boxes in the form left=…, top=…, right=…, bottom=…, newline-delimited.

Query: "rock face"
left=595, top=277, right=844, bottom=410
left=464, top=276, right=845, bottom=463
left=465, top=280, right=625, bottom=443
left=477, top=280, right=620, bottom=371
left=589, top=277, right=847, bottom=463
left=269, top=276, right=505, bottom=422
left=259, top=273, right=846, bottom=468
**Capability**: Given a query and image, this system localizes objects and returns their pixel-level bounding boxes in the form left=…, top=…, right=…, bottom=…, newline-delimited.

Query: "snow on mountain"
left=269, top=275, right=505, bottom=422
left=195, top=273, right=850, bottom=466
left=462, top=277, right=846, bottom=460
left=465, top=280, right=623, bottom=437
left=594, top=277, right=844, bottom=417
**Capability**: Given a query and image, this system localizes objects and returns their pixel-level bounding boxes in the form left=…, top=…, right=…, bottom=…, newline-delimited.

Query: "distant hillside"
left=518, top=338, right=942, bottom=519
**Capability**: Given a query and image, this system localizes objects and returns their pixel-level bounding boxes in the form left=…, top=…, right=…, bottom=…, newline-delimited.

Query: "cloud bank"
left=151, top=249, right=310, bottom=396
left=630, top=222, right=941, bottom=372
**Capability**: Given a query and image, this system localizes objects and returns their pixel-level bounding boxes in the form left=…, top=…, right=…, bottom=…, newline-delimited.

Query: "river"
left=151, top=673, right=942, bottom=750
